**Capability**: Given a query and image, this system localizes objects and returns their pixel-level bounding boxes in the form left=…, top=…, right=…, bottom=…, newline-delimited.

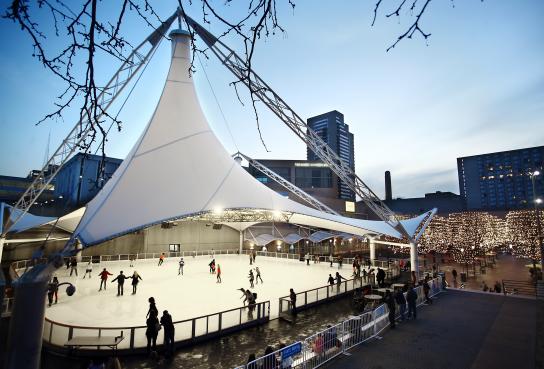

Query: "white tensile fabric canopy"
left=71, top=29, right=432, bottom=247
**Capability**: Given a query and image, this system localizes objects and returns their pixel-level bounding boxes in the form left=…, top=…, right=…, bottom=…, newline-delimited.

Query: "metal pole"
left=410, top=242, right=418, bottom=274
left=0, top=236, right=5, bottom=263
left=6, top=274, right=49, bottom=369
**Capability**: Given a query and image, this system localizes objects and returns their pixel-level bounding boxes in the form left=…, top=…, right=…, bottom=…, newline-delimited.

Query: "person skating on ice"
left=209, top=259, right=216, bottom=273
left=130, top=271, right=143, bottom=294
left=47, top=276, right=59, bottom=306
left=178, top=257, right=185, bottom=275
left=69, top=257, right=78, bottom=277
left=255, top=267, right=263, bottom=284
left=238, top=288, right=248, bottom=305
left=158, top=253, right=165, bottom=266
left=83, top=260, right=93, bottom=279
left=216, top=264, right=222, bottom=283
left=327, top=274, right=335, bottom=290
left=248, top=270, right=255, bottom=288
left=98, top=268, right=113, bottom=291
left=249, top=253, right=253, bottom=265
left=111, top=271, right=129, bottom=296
left=335, top=271, right=346, bottom=292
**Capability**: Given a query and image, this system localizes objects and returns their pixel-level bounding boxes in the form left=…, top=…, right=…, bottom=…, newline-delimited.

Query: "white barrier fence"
left=236, top=276, right=443, bottom=369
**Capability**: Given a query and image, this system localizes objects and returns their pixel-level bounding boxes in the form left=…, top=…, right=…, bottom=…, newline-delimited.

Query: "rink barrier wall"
left=42, top=300, right=270, bottom=355
left=235, top=276, right=444, bottom=369
left=278, top=277, right=369, bottom=316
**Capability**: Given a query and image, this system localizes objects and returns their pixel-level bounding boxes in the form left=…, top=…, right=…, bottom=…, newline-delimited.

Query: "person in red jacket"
left=98, top=268, right=113, bottom=291
left=216, top=264, right=222, bottom=283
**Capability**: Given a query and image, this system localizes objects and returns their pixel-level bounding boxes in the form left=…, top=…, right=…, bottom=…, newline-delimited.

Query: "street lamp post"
left=530, top=170, right=542, bottom=278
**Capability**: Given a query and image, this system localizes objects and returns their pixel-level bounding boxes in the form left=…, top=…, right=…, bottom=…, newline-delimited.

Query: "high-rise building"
left=307, top=110, right=355, bottom=200
left=457, top=145, right=544, bottom=210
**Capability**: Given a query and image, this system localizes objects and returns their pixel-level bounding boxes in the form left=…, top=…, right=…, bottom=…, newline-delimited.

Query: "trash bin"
left=460, top=272, right=467, bottom=282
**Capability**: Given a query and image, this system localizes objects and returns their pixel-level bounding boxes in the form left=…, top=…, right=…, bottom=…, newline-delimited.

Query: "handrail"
left=43, top=300, right=271, bottom=352
left=501, top=279, right=537, bottom=297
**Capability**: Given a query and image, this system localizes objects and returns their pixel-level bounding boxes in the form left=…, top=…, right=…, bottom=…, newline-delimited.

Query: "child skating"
left=216, top=264, right=222, bottom=283
left=248, top=270, right=255, bottom=288
left=83, top=260, right=93, bottom=279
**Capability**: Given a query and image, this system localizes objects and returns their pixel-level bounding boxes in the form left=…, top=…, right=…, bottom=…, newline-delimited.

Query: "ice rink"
left=46, top=254, right=356, bottom=328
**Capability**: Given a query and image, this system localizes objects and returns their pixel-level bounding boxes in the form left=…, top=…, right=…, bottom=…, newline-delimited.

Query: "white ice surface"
left=46, top=255, right=359, bottom=328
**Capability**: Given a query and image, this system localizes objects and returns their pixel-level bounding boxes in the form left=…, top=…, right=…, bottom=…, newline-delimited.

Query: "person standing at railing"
left=111, top=271, right=129, bottom=296
left=145, top=313, right=160, bottom=355
left=394, top=287, right=407, bottom=321
left=423, top=277, right=433, bottom=305
left=130, top=271, right=143, bottom=294
left=147, top=297, right=158, bottom=318
left=98, top=268, right=113, bottom=291
left=384, top=290, right=396, bottom=329
left=406, top=285, right=417, bottom=320
left=289, top=288, right=297, bottom=315
left=160, top=310, right=175, bottom=357
left=83, top=260, right=93, bottom=279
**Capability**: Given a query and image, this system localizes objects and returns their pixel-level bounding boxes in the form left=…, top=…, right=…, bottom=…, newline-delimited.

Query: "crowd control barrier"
left=235, top=276, right=444, bottom=369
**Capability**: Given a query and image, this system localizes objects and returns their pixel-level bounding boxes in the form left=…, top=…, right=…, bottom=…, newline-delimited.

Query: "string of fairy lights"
left=413, top=210, right=543, bottom=262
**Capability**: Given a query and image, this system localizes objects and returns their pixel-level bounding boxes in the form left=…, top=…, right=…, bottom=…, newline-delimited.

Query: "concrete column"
left=6, top=274, right=49, bottom=369
left=75, top=240, right=83, bottom=262
left=0, top=236, right=5, bottom=263
left=410, top=242, right=419, bottom=274
left=239, top=231, right=243, bottom=254
left=369, top=240, right=376, bottom=266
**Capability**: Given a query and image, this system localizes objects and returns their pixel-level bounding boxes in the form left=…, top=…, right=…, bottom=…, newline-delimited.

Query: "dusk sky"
left=0, top=0, right=543, bottom=199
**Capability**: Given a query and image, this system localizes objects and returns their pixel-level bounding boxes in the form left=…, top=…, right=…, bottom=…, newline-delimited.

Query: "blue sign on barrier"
left=281, top=342, right=302, bottom=360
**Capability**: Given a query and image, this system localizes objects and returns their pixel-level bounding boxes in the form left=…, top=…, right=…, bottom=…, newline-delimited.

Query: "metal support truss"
left=2, top=13, right=180, bottom=237
left=182, top=208, right=292, bottom=223
left=234, top=152, right=339, bottom=216
left=181, top=13, right=412, bottom=241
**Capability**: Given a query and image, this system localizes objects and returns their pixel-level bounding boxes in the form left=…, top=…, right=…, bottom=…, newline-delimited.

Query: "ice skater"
left=248, top=270, right=255, bottom=288
left=69, top=258, right=78, bottom=276
left=327, top=274, right=335, bottom=289
left=216, top=264, right=222, bottom=283
left=130, top=271, right=142, bottom=294
left=83, top=260, right=93, bottom=279
left=111, top=271, right=129, bottom=296
left=249, top=253, right=253, bottom=265
left=178, top=257, right=185, bottom=275
left=129, top=255, right=135, bottom=267
left=158, top=253, right=165, bottom=266
left=98, top=268, right=113, bottom=291
left=238, top=288, right=248, bottom=305
left=335, top=271, right=346, bottom=292
left=255, top=267, right=263, bottom=284
left=209, top=259, right=216, bottom=274
left=47, top=277, right=59, bottom=306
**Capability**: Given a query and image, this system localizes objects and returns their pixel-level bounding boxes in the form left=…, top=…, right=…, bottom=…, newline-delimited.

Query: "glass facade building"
left=307, top=111, right=355, bottom=200
left=457, top=146, right=544, bottom=210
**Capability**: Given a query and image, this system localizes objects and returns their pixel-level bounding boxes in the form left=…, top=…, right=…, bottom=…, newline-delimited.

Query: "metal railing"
left=43, top=300, right=270, bottom=353
left=236, top=276, right=443, bottom=369
left=502, top=279, right=537, bottom=297
left=278, top=278, right=369, bottom=316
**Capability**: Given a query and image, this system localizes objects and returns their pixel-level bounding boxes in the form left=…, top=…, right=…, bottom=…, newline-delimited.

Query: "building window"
left=169, top=244, right=180, bottom=252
